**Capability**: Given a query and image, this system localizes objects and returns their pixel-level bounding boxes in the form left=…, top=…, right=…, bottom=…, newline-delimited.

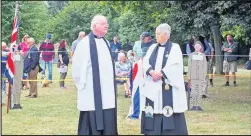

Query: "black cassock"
left=78, top=32, right=117, bottom=135
left=141, top=41, right=188, bottom=135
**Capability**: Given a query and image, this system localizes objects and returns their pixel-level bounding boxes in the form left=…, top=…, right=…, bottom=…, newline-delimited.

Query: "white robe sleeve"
left=162, top=43, right=184, bottom=89
left=72, top=38, right=90, bottom=91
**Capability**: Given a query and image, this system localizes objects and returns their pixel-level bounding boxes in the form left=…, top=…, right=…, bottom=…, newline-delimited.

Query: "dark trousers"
left=59, top=72, right=67, bottom=87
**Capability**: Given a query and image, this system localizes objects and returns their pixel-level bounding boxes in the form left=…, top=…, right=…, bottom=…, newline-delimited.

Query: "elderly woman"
left=58, top=40, right=69, bottom=89
left=115, top=52, right=132, bottom=98
left=19, top=35, right=30, bottom=90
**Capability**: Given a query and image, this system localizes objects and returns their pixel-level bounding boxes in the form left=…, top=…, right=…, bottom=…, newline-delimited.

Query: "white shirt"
left=141, top=43, right=188, bottom=113
left=72, top=36, right=116, bottom=111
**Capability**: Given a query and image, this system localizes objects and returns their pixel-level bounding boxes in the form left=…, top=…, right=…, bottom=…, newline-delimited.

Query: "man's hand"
left=30, top=70, right=35, bottom=77
left=227, top=48, right=232, bottom=53
left=149, top=70, right=163, bottom=82
left=223, top=48, right=230, bottom=52
left=188, top=79, right=191, bottom=89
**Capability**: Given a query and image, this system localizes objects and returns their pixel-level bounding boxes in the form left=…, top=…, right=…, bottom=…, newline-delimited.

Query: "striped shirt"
left=39, top=40, right=55, bottom=61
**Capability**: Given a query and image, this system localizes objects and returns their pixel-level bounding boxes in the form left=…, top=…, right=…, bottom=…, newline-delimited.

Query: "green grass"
left=1, top=65, right=251, bottom=135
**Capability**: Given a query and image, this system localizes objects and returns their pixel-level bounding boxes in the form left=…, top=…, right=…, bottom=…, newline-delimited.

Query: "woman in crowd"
left=57, top=40, right=69, bottom=89
left=19, top=35, right=30, bottom=90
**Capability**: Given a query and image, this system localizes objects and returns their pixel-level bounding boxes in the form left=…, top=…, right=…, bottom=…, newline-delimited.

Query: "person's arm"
left=52, top=43, right=55, bottom=59
left=29, top=48, right=39, bottom=71
left=222, top=43, right=230, bottom=52
left=209, top=43, right=214, bottom=60
left=58, top=49, right=64, bottom=65
left=72, top=39, right=90, bottom=90
left=186, top=44, right=191, bottom=55
left=228, top=42, right=238, bottom=53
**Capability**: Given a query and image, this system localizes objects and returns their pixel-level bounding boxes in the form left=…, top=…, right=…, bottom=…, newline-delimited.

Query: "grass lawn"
left=1, top=64, right=251, bottom=135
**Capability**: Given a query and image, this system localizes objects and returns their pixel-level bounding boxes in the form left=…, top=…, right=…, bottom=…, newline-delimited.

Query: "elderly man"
left=71, top=31, right=86, bottom=57
left=72, top=15, right=117, bottom=135
left=141, top=23, right=188, bottom=135
left=222, top=34, right=238, bottom=87
left=115, top=52, right=131, bottom=98
left=39, top=33, right=55, bottom=83
left=24, top=38, right=40, bottom=98
left=110, top=36, right=122, bottom=61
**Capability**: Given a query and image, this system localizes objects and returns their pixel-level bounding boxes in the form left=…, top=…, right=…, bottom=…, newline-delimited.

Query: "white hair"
left=156, top=23, right=171, bottom=37
left=78, top=31, right=85, bottom=38
left=127, top=50, right=133, bottom=58
left=27, top=37, right=35, bottom=43
left=2, top=42, right=7, bottom=47
left=90, top=14, right=107, bottom=30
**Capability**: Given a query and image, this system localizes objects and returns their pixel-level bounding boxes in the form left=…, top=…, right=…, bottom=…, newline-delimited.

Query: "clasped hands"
left=149, top=70, right=163, bottom=82
left=223, top=48, right=232, bottom=53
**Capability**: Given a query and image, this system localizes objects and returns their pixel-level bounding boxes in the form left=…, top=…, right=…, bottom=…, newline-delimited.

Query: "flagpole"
left=7, top=1, right=19, bottom=113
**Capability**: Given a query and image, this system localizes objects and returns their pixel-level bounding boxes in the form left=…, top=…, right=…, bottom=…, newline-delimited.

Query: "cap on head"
left=141, top=32, right=150, bottom=38
left=46, top=33, right=52, bottom=39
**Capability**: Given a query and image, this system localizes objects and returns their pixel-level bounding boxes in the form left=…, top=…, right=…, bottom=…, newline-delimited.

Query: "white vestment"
left=141, top=43, right=188, bottom=113
left=72, top=36, right=116, bottom=111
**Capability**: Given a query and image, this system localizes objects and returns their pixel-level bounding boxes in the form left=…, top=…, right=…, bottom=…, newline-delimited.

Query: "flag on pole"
left=127, top=59, right=144, bottom=119
left=11, top=1, right=19, bottom=47
left=6, top=1, right=19, bottom=113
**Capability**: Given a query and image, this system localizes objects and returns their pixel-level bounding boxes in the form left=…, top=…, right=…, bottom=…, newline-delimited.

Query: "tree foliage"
left=1, top=1, right=49, bottom=44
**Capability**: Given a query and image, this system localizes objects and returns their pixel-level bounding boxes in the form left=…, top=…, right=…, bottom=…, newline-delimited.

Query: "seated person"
left=115, top=52, right=132, bottom=98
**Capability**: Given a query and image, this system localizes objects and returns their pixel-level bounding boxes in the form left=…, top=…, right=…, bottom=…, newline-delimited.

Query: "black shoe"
left=125, top=94, right=128, bottom=98
left=224, top=83, right=230, bottom=86
left=29, top=95, right=37, bottom=98
left=210, top=82, right=214, bottom=87
left=202, top=95, right=207, bottom=98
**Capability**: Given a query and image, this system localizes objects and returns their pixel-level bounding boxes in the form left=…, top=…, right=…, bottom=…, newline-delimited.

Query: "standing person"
left=140, top=23, right=188, bottom=135
left=187, top=41, right=207, bottom=111
left=19, top=34, right=30, bottom=90
left=208, top=42, right=215, bottom=87
left=186, top=36, right=196, bottom=55
left=39, top=33, right=55, bottom=83
left=110, top=36, right=121, bottom=61
left=12, top=44, right=24, bottom=109
left=24, top=38, right=40, bottom=98
left=71, top=31, right=86, bottom=58
left=58, top=40, right=69, bottom=89
left=72, top=15, right=117, bottom=135
left=140, top=32, right=155, bottom=58
left=222, top=34, right=238, bottom=87
left=133, top=34, right=144, bottom=60
left=1, top=42, right=10, bottom=105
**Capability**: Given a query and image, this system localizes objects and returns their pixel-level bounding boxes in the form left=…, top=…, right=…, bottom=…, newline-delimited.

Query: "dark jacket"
left=222, top=42, right=238, bottom=62
left=24, top=45, right=40, bottom=73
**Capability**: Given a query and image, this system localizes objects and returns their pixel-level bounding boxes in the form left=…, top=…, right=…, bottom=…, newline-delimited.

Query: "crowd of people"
left=1, top=13, right=250, bottom=135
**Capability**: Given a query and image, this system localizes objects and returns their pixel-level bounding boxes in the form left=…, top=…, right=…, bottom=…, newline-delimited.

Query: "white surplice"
left=141, top=43, right=188, bottom=113
left=72, top=36, right=116, bottom=111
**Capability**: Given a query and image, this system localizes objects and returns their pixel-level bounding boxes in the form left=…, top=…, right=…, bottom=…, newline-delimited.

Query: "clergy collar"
left=93, top=34, right=104, bottom=39
left=158, top=42, right=167, bottom=47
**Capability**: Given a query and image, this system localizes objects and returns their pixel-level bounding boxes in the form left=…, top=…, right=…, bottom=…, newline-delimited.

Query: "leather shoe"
left=29, top=95, right=37, bottom=98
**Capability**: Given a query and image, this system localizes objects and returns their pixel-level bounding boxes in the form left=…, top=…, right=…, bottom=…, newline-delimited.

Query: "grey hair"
left=78, top=31, right=85, bottom=37
left=90, top=14, right=106, bottom=30
left=156, top=23, right=171, bottom=37
left=27, top=37, right=35, bottom=43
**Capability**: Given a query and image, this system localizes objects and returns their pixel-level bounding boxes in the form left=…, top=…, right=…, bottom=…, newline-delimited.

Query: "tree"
left=1, top=1, right=49, bottom=44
